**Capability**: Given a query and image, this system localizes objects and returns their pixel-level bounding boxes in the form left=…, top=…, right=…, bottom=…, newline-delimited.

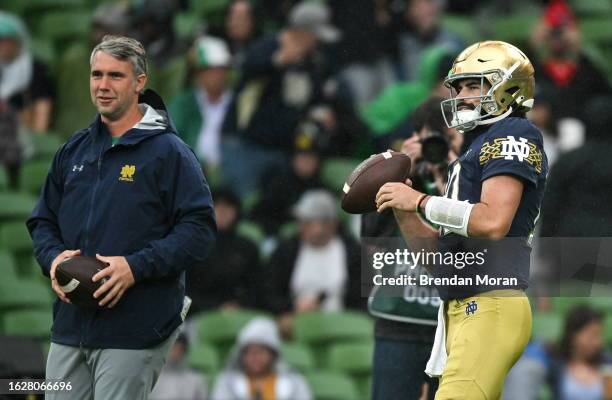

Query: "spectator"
left=217, top=0, right=262, bottom=70
left=150, top=334, right=208, bottom=400
left=211, top=317, right=312, bottom=400
left=170, top=36, right=233, bottom=172
left=527, top=88, right=560, bottom=167
left=187, top=187, right=262, bottom=314
left=221, top=0, right=340, bottom=197
left=388, top=0, right=463, bottom=82
left=359, top=46, right=455, bottom=145
left=54, top=2, right=129, bottom=135
left=250, top=130, right=326, bottom=236
left=548, top=305, right=609, bottom=400
left=130, top=0, right=190, bottom=101
left=529, top=0, right=611, bottom=121
left=0, top=11, right=55, bottom=133
left=540, top=96, right=612, bottom=238
left=265, top=190, right=364, bottom=317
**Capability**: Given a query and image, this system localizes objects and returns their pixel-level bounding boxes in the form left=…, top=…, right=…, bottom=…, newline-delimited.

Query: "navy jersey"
left=435, top=116, right=548, bottom=300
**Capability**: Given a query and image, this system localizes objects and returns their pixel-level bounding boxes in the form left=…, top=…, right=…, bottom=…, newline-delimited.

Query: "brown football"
left=341, top=150, right=412, bottom=214
left=55, top=256, right=108, bottom=308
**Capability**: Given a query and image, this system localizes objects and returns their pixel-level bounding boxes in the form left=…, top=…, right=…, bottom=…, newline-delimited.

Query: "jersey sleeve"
left=479, top=118, right=546, bottom=187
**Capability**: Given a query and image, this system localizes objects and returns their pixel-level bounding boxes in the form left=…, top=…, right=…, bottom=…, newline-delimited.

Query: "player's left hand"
left=92, top=254, right=135, bottom=308
left=376, top=181, right=422, bottom=213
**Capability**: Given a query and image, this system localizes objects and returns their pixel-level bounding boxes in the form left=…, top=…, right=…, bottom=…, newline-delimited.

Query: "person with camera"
left=367, top=96, right=460, bottom=400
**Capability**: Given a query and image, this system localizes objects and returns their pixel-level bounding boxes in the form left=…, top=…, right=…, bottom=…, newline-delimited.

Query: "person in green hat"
left=169, top=36, right=233, bottom=176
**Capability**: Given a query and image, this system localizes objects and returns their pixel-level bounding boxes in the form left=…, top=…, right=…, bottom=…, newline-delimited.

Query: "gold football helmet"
left=441, top=40, right=535, bottom=132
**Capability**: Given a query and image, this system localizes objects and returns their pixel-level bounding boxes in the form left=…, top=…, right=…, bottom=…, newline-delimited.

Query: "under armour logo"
left=500, top=136, right=530, bottom=162
left=72, top=165, right=84, bottom=172
left=465, top=300, right=478, bottom=315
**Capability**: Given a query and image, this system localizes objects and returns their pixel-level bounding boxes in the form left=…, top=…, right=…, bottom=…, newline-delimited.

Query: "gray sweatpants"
left=45, top=327, right=180, bottom=400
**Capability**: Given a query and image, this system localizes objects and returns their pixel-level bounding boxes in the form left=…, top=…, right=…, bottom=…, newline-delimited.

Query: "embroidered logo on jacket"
left=119, top=165, right=136, bottom=182
left=479, top=135, right=543, bottom=173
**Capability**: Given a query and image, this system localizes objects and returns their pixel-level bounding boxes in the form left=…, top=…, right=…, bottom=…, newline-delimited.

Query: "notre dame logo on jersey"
left=479, top=135, right=543, bottom=173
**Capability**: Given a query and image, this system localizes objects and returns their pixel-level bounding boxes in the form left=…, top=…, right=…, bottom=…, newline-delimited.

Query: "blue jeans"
left=221, top=137, right=288, bottom=198
left=372, top=337, right=438, bottom=400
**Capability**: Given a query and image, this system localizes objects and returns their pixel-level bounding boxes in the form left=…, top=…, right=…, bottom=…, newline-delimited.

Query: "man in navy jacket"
left=27, top=35, right=216, bottom=400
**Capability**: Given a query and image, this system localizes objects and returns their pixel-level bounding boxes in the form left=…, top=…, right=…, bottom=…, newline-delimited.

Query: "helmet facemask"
left=440, top=62, right=522, bottom=133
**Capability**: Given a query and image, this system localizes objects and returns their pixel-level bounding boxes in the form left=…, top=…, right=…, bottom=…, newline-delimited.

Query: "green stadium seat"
left=174, top=11, right=202, bottom=40
left=442, top=14, right=480, bottom=44
left=571, top=0, right=612, bottom=16
left=321, top=158, right=361, bottom=193
left=19, top=160, right=51, bottom=196
left=294, top=312, right=373, bottom=366
left=21, top=0, right=86, bottom=12
left=306, top=371, right=360, bottom=400
left=281, top=342, right=315, bottom=372
left=3, top=309, right=52, bottom=339
left=195, top=310, right=268, bottom=359
left=36, top=11, right=91, bottom=51
left=236, top=221, right=266, bottom=245
left=580, top=18, right=612, bottom=43
left=189, top=0, right=228, bottom=24
left=24, top=133, right=63, bottom=161
left=30, top=38, right=56, bottom=66
left=294, top=312, right=373, bottom=345
left=0, top=192, right=38, bottom=221
left=279, top=222, right=298, bottom=240
left=604, top=315, right=612, bottom=346
left=0, top=250, right=19, bottom=281
left=0, top=281, right=54, bottom=311
left=493, top=14, right=539, bottom=47
left=0, top=221, right=33, bottom=253
left=187, top=342, right=220, bottom=375
left=532, top=312, right=563, bottom=343
left=327, top=341, right=374, bottom=376
left=0, top=167, right=7, bottom=192
left=147, top=57, right=188, bottom=105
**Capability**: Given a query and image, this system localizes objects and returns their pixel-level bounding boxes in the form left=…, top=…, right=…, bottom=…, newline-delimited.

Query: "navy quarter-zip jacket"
left=27, top=96, right=216, bottom=349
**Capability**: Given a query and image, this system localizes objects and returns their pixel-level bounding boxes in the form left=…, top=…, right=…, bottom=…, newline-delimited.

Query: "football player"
left=375, top=41, right=548, bottom=399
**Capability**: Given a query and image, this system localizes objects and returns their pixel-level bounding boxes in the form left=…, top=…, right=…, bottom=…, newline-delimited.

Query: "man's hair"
left=90, top=35, right=147, bottom=76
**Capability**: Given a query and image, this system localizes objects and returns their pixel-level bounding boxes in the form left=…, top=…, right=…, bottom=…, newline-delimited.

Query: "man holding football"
left=376, top=41, right=548, bottom=399
left=27, top=35, right=216, bottom=399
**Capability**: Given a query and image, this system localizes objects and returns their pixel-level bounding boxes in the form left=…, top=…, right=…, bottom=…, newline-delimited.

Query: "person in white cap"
left=170, top=36, right=233, bottom=170
left=211, top=317, right=312, bottom=400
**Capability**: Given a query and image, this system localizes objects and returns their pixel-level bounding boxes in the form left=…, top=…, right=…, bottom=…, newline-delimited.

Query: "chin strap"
left=476, top=106, right=514, bottom=126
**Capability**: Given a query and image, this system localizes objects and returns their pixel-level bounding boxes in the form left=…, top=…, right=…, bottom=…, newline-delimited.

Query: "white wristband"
left=424, top=196, right=474, bottom=237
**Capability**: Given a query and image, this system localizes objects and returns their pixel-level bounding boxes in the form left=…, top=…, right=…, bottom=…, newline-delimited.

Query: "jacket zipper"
left=81, top=148, right=105, bottom=347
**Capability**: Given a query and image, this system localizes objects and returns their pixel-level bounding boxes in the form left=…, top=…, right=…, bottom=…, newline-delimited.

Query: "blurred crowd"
left=2, top=0, right=612, bottom=398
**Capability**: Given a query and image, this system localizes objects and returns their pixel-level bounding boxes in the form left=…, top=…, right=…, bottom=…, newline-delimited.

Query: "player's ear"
left=135, top=74, right=147, bottom=93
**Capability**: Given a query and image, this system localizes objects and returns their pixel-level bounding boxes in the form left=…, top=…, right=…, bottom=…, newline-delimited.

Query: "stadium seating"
left=35, top=11, right=92, bottom=54
left=2, top=309, right=52, bottom=339
left=0, top=192, right=38, bottom=221
left=24, top=133, right=63, bottom=161
left=571, top=0, right=612, bottom=16
left=327, top=341, right=374, bottom=397
left=306, top=370, right=361, bottom=400
left=0, top=250, right=20, bottom=282
left=532, top=312, right=563, bottom=343
left=236, top=221, right=266, bottom=247
left=281, top=342, right=316, bottom=373
left=187, top=342, right=220, bottom=376
left=19, top=160, right=52, bottom=196
left=493, top=14, right=539, bottom=48
left=0, top=281, right=54, bottom=311
left=294, top=312, right=373, bottom=366
left=441, top=14, right=480, bottom=44
left=0, top=167, right=8, bottom=192
left=195, top=309, right=269, bottom=359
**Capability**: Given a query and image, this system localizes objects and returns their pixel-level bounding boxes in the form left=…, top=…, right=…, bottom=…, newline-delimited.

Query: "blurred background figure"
left=0, top=11, right=54, bottom=187
left=265, top=190, right=363, bottom=337
left=529, top=0, right=611, bottom=150
left=217, top=0, right=262, bottom=70
left=129, top=0, right=189, bottom=101
left=150, top=333, right=208, bottom=400
left=0, top=11, right=54, bottom=134
left=386, top=0, right=463, bottom=82
left=187, top=188, right=262, bottom=315
left=550, top=305, right=609, bottom=400
left=170, top=36, right=233, bottom=175
left=250, top=130, right=327, bottom=236
left=221, top=0, right=340, bottom=197
left=53, top=1, right=129, bottom=135
left=211, top=317, right=312, bottom=400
